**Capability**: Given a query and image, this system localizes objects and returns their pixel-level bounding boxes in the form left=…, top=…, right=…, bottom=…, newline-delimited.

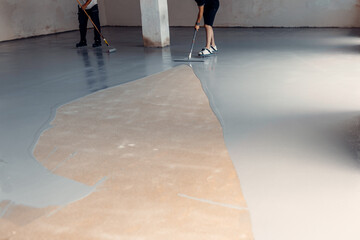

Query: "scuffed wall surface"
left=105, top=0, right=360, bottom=27
left=0, top=0, right=107, bottom=42
left=105, top=0, right=142, bottom=26
left=216, top=0, right=360, bottom=27
left=2, top=0, right=360, bottom=41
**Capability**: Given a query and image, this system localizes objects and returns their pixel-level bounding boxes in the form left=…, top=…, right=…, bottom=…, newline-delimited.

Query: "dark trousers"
left=204, top=0, right=220, bottom=26
left=78, top=4, right=101, bottom=43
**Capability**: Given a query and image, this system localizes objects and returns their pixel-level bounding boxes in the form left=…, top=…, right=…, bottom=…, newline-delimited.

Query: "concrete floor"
left=1, top=27, right=360, bottom=239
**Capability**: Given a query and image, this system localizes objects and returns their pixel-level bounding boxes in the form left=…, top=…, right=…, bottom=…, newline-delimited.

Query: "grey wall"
left=105, top=0, right=142, bottom=26
left=0, top=0, right=107, bottom=42
left=106, top=0, right=360, bottom=27
left=1, top=0, right=360, bottom=42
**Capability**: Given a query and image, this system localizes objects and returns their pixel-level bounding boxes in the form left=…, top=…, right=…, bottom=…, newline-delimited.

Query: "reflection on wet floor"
left=77, top=48, right=108, bottom=92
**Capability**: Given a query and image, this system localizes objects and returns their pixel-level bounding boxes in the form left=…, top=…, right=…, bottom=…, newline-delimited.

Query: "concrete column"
left=140, top=0, right=170, bottom=47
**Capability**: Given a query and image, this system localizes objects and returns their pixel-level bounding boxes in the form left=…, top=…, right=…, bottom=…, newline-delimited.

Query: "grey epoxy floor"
left=1, top=27, right=360, bottom=239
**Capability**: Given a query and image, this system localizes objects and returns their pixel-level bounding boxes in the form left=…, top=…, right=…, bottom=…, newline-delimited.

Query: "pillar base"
left=140, top=0, right=170, bottom=48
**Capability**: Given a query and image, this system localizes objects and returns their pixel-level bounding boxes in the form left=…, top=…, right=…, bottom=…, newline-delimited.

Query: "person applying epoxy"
left=194, top=0, right=220, bottom=56
left=76, top=0, right=102, bottom=48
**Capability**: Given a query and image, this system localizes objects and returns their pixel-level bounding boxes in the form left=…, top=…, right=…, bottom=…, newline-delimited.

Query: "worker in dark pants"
left=194, top=0, right=220, bottom=56
left=76, top=0, right=102, bottom=48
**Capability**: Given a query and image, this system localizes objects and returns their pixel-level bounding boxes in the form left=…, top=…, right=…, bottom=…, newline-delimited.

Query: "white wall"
left=106, top=0, right=360, bottom=27
left=0, top=0, right=107, bottom=42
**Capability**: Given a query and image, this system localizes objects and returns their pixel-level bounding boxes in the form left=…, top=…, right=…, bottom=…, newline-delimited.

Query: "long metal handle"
left=188, top=29, right=198, bottom=60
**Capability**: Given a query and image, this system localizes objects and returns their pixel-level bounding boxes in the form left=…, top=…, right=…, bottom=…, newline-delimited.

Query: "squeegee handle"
left=76, top=0, right=109, bottom=46
left=188, top=29, right=198, bottom=59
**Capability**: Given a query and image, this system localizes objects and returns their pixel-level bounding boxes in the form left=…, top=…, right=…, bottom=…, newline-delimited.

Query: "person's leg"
left=198, top=24, right=213, bottom=56
left=203, top=2, right=218, bottom=49
left=207, top=1, right=219, bottom=50
left=211, top=28, right=216, bottom=47
left=77, top=7, right=88, bottom=45
left=89, top=5, right=101, bottom=46
left=199, top=3, right=219, bottom=56
left=204, top=24, right=213, bottom=49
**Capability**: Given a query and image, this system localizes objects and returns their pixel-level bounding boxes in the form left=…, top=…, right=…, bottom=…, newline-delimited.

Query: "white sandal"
left=198, top=48, right=213, bottom=56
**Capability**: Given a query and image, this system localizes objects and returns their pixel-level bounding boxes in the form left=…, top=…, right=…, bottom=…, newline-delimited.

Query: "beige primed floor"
left=1, top=65, right=253, bottom=239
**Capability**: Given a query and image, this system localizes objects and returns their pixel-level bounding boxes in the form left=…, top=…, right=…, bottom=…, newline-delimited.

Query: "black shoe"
left=76, top=41, right=87, bottom=48
left=92, top=41, right=102, bottom=48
